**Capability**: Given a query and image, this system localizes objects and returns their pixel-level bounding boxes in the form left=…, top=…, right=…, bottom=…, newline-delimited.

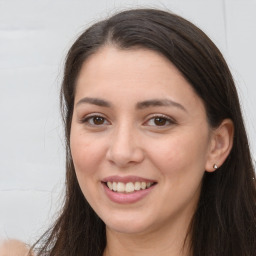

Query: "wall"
left=0, top=0, right=255, bottom=245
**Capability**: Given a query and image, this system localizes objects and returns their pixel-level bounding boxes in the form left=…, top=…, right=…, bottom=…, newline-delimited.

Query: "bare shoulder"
left=0, top=239, right=34, bottom=256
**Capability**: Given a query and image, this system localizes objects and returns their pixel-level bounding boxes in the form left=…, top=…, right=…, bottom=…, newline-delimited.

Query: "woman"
left=33, top=9, right=256, bottom=256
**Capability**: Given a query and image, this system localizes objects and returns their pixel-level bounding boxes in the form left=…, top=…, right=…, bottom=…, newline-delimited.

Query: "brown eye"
left=82, top=115, right=109, bottom=126
left=93, top=116, right=105, bottom=125
left=144, top=115, right=175, bottom=127
left=154, top=117, right=167, bottom=126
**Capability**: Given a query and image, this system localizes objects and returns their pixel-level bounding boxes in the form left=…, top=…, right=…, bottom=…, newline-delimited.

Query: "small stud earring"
left=213, top=164, right=218, bottom=169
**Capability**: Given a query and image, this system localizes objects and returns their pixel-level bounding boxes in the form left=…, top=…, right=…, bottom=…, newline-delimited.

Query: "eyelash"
left=144, top=114, right=176, bottom=127
left=80, top=114, right=110, bottom=126
left=80, top=114, right=176, bottom=127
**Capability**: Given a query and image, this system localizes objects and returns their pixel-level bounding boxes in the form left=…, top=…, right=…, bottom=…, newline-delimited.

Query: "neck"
left=103, top=218, right=192, bottom=256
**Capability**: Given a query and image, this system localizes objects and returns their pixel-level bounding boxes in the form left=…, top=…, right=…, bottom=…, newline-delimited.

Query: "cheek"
left=148, top=130, right=209, bottom=178
left=70, top=130, right=105, bottom=176
left=70, top=130, right=106, bottom=204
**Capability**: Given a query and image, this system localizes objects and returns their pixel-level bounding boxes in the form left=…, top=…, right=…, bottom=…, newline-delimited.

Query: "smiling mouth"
left=103, top=181, right=157, bottom=193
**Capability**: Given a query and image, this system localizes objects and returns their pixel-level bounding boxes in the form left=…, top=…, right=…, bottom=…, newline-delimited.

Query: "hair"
left=33, top=8, right=256, bottom=256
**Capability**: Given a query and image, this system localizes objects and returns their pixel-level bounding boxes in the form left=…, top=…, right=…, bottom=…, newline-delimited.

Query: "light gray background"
left=0, top=0, right=255, bottom=245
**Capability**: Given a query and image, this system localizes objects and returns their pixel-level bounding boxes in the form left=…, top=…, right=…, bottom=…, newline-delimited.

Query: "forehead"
left=77, top=46, right=180, bottom=86
left=75, top=46, right=205, bottom=114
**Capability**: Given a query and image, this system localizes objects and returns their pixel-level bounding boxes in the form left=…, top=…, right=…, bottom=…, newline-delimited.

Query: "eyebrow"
left=76, top=97, right=111, bottom=107
left=76, top=97, right=187, bottom=112
left=136, top=99, right=187, bottom=112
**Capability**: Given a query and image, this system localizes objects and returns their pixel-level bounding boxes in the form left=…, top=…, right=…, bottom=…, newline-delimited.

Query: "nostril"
left=106, top=146, right=145, bottom=167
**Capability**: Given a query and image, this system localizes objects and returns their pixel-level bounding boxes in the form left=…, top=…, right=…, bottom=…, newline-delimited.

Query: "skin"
left=0, top=239, right=33, bottom=256
left=70, top=46, right=233, bottom=256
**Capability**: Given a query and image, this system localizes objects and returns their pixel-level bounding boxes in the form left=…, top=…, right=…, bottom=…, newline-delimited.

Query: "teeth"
left=134, top=181, right=141, bottom=191
left=126, top=182, right=135, bottom=193
left=117, top=182, right=125, bottom=192
left=107, top=182, right=113, bottom=190
left=112, top=182, right=117, bottom=192
left=106, top=181, right=154, bottom=193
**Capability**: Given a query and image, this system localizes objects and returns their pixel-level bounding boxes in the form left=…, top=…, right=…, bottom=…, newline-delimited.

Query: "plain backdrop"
left=0, top=0, right=256, bottom=245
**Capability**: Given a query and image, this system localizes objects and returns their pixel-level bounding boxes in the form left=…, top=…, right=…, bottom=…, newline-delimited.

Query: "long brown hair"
left=34, top=9, right=256, bottom=256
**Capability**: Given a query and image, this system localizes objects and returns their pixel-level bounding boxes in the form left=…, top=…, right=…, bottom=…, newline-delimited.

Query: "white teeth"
left=125, top=182, right=135, bottom=193
left=117, top=182, right=125, bottom=192
left=112, top=182, right=117, bottom=192
left=106, top=181, right=154, bottom=193
left=134, top=181, right=141, bottom=191
left=107, top=182, right=113, bottom=190
left=141, top=182, right=146, bottom=189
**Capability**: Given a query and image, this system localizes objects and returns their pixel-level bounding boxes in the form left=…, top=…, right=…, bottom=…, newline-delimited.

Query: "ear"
left=205, top=119, right=234, bottom=172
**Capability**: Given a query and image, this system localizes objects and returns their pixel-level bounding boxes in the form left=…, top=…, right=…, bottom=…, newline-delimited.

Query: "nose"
left=106, top=124, right=145, bottom=168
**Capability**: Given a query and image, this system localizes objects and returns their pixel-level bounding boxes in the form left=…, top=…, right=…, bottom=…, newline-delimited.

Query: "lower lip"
left=102, top=183, right=156, bottom=204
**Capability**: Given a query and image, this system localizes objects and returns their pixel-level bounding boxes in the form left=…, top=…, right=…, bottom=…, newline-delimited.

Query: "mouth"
left=102, top=181, right=157, bottom=193
left=102, top=176, right=157, bottom=204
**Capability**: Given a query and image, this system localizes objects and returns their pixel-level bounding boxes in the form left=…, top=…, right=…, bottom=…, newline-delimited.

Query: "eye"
left=81, top=115, right=110, bottom=126
left=145, top=115, right=176, bottom=127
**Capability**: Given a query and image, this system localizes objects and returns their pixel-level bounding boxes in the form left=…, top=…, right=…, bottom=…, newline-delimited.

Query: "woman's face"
left=70, top=46, right=214, bottom=235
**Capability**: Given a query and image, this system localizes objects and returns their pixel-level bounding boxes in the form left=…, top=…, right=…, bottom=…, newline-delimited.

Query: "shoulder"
left=0, top=239, right=33, bottom=256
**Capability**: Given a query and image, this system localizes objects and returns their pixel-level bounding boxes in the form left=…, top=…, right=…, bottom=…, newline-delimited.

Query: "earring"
left=213, top=164, right=218, bottom=169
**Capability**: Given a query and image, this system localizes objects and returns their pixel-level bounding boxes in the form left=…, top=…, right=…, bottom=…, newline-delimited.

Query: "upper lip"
left=102, top=175, right=157, bottom=183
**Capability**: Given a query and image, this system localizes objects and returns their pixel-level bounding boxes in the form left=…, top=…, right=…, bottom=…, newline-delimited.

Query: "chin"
left=106, top=222, right=150, bottom=235
left=103, top=213, right=155, bottom=235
